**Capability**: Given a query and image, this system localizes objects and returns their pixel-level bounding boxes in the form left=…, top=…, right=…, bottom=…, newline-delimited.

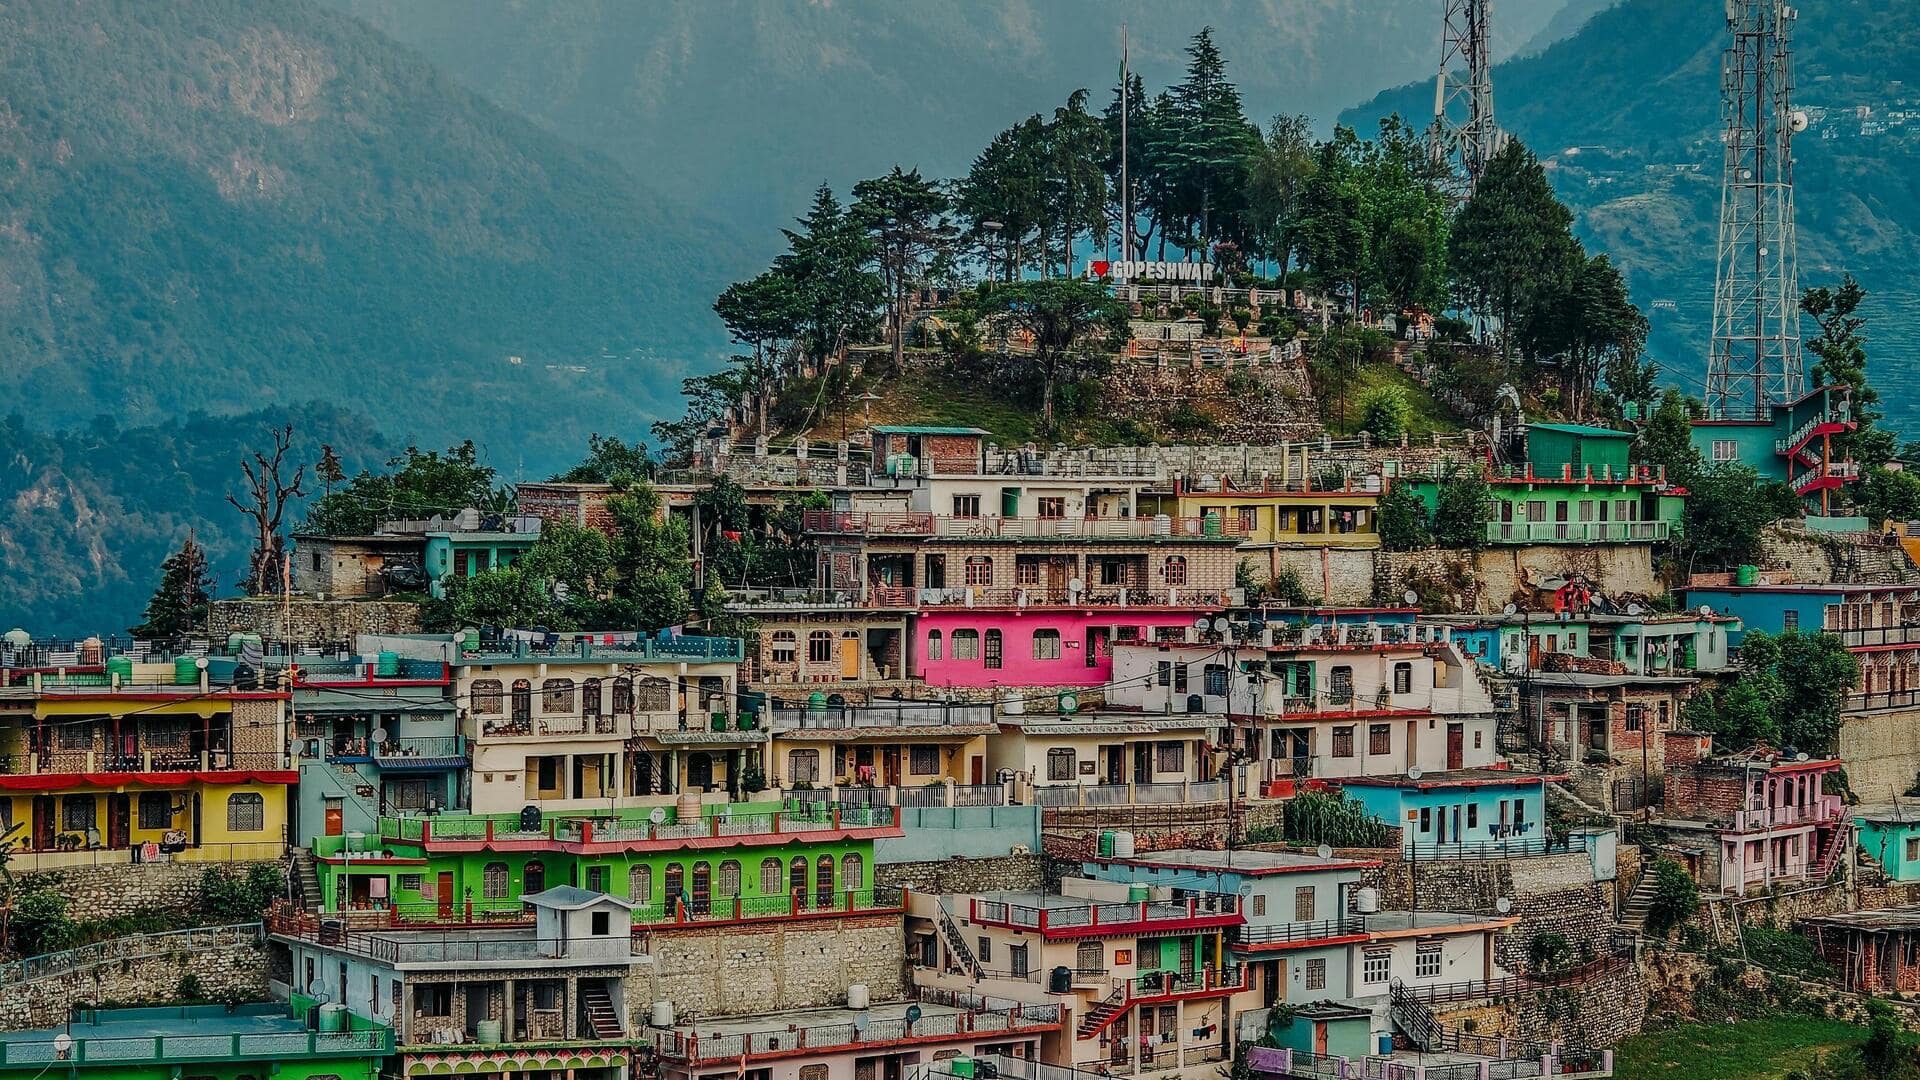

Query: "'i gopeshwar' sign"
left=1086, top=260, right=1215, bottom=283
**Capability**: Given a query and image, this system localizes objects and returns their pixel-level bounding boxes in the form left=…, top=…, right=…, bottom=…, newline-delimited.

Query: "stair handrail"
left=1388, top=979, right=1446, bottom=1051
left=935, top=897, right=984, bottom=980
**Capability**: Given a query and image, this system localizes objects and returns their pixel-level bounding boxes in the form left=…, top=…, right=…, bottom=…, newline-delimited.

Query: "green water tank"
left=105, top=656, right=134, bottom=681
left=1129, top=883, right=1151, bottom=903
left=174, top=655, right=201, bottom=685
left=1097, top=831, right=1116, bottom=858
left=1202, top=510, right=1223, bottom=537
left=376, top=651, right=401, bottom=676
left=807, top=691, right=829, bottom=710
left=1736, top=564, right=1759, bottom=586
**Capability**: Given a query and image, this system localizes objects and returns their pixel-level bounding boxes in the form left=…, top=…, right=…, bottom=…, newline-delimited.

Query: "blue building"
left=1331, top=770, right=1558, bottom=855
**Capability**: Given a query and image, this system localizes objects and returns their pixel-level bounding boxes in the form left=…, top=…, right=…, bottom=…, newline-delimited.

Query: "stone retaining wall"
left=876, top=853, right=1048, bottom=895
left=626, top=913, right=905, bottom=1022
left=208, top=598, right=421, bottom=644
left=20, top=861, right=284, bottom=921
left=0, top=942, right=267, bottom=1029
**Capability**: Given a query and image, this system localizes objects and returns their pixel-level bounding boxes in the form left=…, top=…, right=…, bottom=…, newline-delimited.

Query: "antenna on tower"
left=1707, top=0, right=1805, bottom=419
left=1429, top=0, right=1506, bottom=190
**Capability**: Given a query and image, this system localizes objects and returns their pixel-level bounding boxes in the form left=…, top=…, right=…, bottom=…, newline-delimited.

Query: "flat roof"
left=1854, top=804, right=1920, bottom=825
left=870, top=425, right=990, bottom=435
left=1087, top=848, right=1381, bottom=875
left=660, top=1000, right=968, bottom=1037
left=1332, top=768, right=1565, bottom=791
left=1804, top=906, right=1920, bottom=931
left=1364, top=911, right=1520, bottom=936
left=1686, top=583, right=1904, bottom=595
left=1527, top=671, right=1698, bottom=689
left=0, top=1004, right=384, bottom=1061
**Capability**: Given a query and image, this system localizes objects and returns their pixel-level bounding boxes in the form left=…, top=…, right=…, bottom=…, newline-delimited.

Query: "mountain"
left=0, top=0, right=744, bottom=468
left=332, top=0, right=1592, bottom=241
left=1343, top=0, right=1920, bottom=431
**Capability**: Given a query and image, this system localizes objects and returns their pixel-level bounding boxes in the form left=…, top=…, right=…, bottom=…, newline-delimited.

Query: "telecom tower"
left=1706, top=1, right=1807, bottom=419
left=1429, top=0, right=1504, bottom=188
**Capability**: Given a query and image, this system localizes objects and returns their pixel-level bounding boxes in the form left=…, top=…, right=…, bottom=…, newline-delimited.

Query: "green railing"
left=0, top=1006, right=393, bottom=1066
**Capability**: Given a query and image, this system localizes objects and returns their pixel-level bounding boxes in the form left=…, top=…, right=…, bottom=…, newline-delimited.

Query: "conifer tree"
left=130, top=535, right=214, bottom=639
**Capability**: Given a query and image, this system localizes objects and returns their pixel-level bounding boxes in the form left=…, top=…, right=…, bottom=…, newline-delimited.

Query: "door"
left=437, top=872, right=455, bottom=918
left=31, top=795, right=54, bottom=850
left=106, top=793, right=130, bottom=849
left=970, top=756, right=984, bottom=784
left=687, top=753, right=714, bottom=790
left=1133, top=743, right=1152, bottom=783
left=840, top=634, right=862, bottom=679
left=1447, top=724, right=1465, bottom=771
left=881, top=747, right=902, bottom=787
left=1105, top=745, right=1125, bottom=785
left=1314, top=1021, right=1329, bottom=1056
left=323, top=798, right=344, bottom=837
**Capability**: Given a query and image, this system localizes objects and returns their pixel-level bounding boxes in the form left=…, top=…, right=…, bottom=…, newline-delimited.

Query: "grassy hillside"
left=0, top=0, right=742, bottom=466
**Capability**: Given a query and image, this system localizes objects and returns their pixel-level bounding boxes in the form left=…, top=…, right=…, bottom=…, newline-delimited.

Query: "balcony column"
left=503, top=977, right=516, bottom=1041
left=565, top=975, right=579, bottom=1039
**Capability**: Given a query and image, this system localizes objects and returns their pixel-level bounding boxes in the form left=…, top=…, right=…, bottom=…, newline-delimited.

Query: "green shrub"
left=1356, top=385, right=1413, bottom=441
left=199, top=863, right=286, bottom=924
left=1282, top=789, right=1395, bottom=848
left=11, top=886, right=77, bottom=956
left=1645, top=859, right=1701, bottom=939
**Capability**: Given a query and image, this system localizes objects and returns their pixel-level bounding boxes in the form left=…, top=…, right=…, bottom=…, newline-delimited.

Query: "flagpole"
left=1120, top=22, right=1132, bottom=265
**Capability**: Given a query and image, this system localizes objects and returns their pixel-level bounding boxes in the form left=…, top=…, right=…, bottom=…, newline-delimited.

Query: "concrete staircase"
left=1077, top=987, right=1128, bottom=1039
left=581, top=983, right=623, bottom=1039
left=290, top=849, right=323, bottom=913
left=1618, top=868, right=1660, bottom=931
left=935, top=899, right=984, bottom=979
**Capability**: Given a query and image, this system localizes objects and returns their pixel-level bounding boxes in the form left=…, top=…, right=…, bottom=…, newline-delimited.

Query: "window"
left=636, top=677, right=672, bottom=711
left=770, top=631, right=798, bottom=664
left=1047, top=748, right=1077, bottom=781
left=1173, top=664, right=1188, bottom=693
left=1306, top=958, right=1328, bottom=990
left=1368, top=724, right=1391, bottom=755
left=1526, top=500, right=1548, bottom=523
left=1907, top=837, right=1919, bottom=863
left=1155, top=741, right=1185, bottom=773
left=1415, top=942, right=1443, bottom=979
left=801, top=1066, right=830, bottom=1080
left=510, top=679, right=533, bottom=721
left=1033, top=630, right=1062, bottom=660
left=1203, top=664, right=1228, bottom=696
left=584, top=865, right=609, bottom=893
left=926, top=630, right=943, bottom=660
left=1467, top=804, right=1479, bottom=829
left=842, top=853, right=864, bottom=890
left=788, top=749, right=821, bottom=784
left=57, top=722, right=93, bottom=751
left=416, top=985, right=453, bottom=1017
left=910, top=745, right=939, bottom=776
left=815, top=854, right=835, bottom=904
left=62, top=795, right=96, bottom=833
left=483, top=862, right=509, bottom=899
left=761, top=858, right=783, bottom=894
left=663, top=863, right=685, bottom=905
left=1157, top=661, right=1172, bottom=687
left=1252, top=894, right=1266, bottom=917
left=718, top=860, right=741, bottom=899
left=1009, top=943, right=1031, bottom=977
left=470, top=679, right=504, bottom=715
left=1076, top=940, right=1103, bottom=973
left=1294, top=886, right=1315, bottom=921
left=1331, top=727, right=1355, bottom=758
left=1393, top=662, right=1413, bottom=695
left=977, top=936, right=991, bottom=964
left=1163, top=555, right=1188, bottom=585
left=1625, top=704, right=1645, bottom=732
left=952, top=630, right=980, bottom=660
left=387, top=779, right=430, bottom=811
left=138, top=792, right=172, bottom=830
left=808, top=631, right=834, bottom=663
left=226, top=792, right=264, bottom=832
left=965, top=556, right=993, bottom=585
left=953, top=495, right=981, bottom=518
left=1363, top=949, right=1392, bottom=985
left=542, top=678, right=575, bottom=714
left=582, top=678, right=602, bottom=719
left=984, top=629, right=1003, bottom=669
left=591, top=911, right=611, bottom=936
left=790, top=856, right=808, bottom=898
left=629, top=865, right=652, bottom=904
left=1783, top=610, right=1800, bottom=632
left=1329, top=666, right=1354, bottom=704
left=1037, top=497, right=1066, bottom=519
left=1711, top=439, right=1738, bottom=463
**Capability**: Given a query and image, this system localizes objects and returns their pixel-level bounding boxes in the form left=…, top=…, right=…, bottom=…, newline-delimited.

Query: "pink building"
left=1661, top=740, right=1850, bottom=896
left=915, top=609, right=1220, bottom=689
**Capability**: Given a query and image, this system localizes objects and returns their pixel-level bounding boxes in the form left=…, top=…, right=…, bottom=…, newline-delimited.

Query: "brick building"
left=1658, top=746, right=1849, bottom=896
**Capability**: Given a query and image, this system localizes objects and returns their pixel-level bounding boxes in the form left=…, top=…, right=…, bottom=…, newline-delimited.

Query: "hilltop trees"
left=852, top=167, right=952, bottom=373
left=130, top=535, right=214, bottom=639
left=779, top=185, right=885, bottom=365
left=227, top=425, right=308, bottom=595
left=304, top=442, right=502, bottom=536
left=965, top=279, right=1130, bottom=431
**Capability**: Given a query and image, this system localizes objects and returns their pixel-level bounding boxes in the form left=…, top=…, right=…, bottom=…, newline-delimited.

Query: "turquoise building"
left=1332, top=770, right=1557, bottom=855
left=0, top=1004, right=390, bottom=1080
left=424, top=531, right=538, bottom=598
left=1857, top=808, right=1920, bottom=882
left=1407, top=423, right=1685, bottom=545
left=1691, top=384, right=1857, bottom=513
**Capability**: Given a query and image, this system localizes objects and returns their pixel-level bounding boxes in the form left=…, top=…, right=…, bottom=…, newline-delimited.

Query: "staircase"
left=1077, top=985, right=1129, bottom=1039
left=290, top=849, right=323, bottom=913
left=1618, top=868, right=1661, bottom=931
left=1388, top=981, right=1444, bottom=1052
left=935, top=900, right=984, bottom=979
left=581, top=983, right=622, bottom=1040
left=1811, top=820, right=1855, bottom=882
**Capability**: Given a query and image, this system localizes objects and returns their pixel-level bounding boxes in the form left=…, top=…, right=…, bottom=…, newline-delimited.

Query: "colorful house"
left=1691, top=384, right=1857, bottom=513
left=1425, top=613, right=1591, bottom=674
left=0, top=1004, right=390, bottom=1080
left=1410, top=423, right=1685, bottom=545
left=1329, top=770, right=1559, bottom=856
left=1659, top=741, right=1849, bottom=896
left=764, top=698, right=996, bottom=787
left=1855, top=807, right=1920, bottom=883
left=423, top=530, right=540, bottom=598
left=985, top=712, right=1225, bottom=792
left=0, top=664, right=294, bottom=870
left=1684, top=582, right=1920, bottom=710
left=1590, top=612, right=1739, bottom=676
left=1140, top=476, right=1382, bottom=550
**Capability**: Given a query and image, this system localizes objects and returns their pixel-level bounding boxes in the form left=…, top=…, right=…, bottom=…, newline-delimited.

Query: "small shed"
left=524, top=885, right=635, bottom=960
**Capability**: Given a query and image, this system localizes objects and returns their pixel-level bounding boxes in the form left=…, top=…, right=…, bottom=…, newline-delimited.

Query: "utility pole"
left=1120, top=22, right=1132, bottom=264
left=1707, top=0, right=1805, bottom=419
left=1428, top=0, right=1505, bottom=191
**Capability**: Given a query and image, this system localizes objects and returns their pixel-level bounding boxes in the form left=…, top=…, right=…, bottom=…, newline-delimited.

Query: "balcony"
left=1485, top=521, right=1669, bottom=544
left=0, top=748, right=285, bottom=777
left=379, top=801, right=901, bottom=850
left=1835, top=625, right=1920, bottom=648
left=1486, top=462, right=1667, bottom=487
left=0, top=1007, right=391, bottom=1068
left=294, top=657, right=448, bottom=685
left=646, top=1000, right=1062, bottom=1066
left=1230, top=915, right=1369, bottom=949
left=917, top=586, right=1243, bottom=608
left=803, top=510, right=1249, bottom=540
left=1731, top=795, right=1845, bottom=831
left=967, top=892, right=1241, bottom=938
left=1126, top=964, right=1249, bottom=1000
left=454, top=634, right=744, bottom=664
left=768, top=701, right=995, bottom=730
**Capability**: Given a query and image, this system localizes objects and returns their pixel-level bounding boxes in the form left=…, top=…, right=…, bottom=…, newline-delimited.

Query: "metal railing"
left=647, top=1003, right=1062, bottom=1064
left=1232, top=915, right=1368, bottom=946
left=767, top=701, right=995, bottom=729
left=802, top=510, right=1250, bottom=539
left=969, top=892, right=1239, bottom=935
left=2, top=747, right=285, bottom=775
left=452, top=634, right=744, bottom=663
left=1835, top=625, right=1920, bottom=647
left=0, top=923, right=262, bottom=987
left=1485, top=521, right=1670, bottom=544
left=380, top=802, right=899, bottom=847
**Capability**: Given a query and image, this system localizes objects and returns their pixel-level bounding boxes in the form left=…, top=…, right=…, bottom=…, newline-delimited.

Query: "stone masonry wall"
left=876, top=853, right=1048, bottom=895
left=1433, top=963, right=1647, bottom=1049
left=208, top=599, right=421, bottom=645
left=0, top=942, right=268, bottom=1029
left=19, top=860, right=284, bottom=920
left=1262, top=547, right=1378, bottom=606
left=1379, top=545, right=1658, bottom=615
left=1840, top=703, right=1920, bottom=802
left=626, top=914, right=906, bottom=1022
left=1037, top=800, right=1281, bottom=860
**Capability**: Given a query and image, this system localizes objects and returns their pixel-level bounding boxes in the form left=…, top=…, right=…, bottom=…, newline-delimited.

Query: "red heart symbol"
left=1091, top=261, right=1111, bottom=276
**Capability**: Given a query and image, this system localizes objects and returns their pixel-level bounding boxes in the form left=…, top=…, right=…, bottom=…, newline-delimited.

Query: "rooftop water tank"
left=1112, top=831, right=1136, bottom=858
left=173, top=655, right=201, bottom=686
left=106, top=656, right=134, bottom=681
left=474, top=1019, right=502, bottom=1044
left=376, top=651, right=401, bottom=677
left=847, top=983, right=870, bottom=1010
left=1355, top=887, right=1380, bottom=913
left=651, top=1001, right=675, bottom=1028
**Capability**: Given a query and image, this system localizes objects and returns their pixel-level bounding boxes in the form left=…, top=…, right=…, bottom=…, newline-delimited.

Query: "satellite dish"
left=1407, top=767, right=1425, bottom=781
left=1316, top=844, right=1333, bottom=860
left=1626, top=604, right=1645, bottom=617
left=1403, top=590, right=1419, bottom=606
left=1212, top=617, right=1230, bottom=633
left=1068, top=577, right=1085, bottom=593
left=647, top=807, right=667, bottom=825
left=1699, top=605, right=1714, bottom=618
left=852, top=1012, right=871, bottom=1034
left=1058, top=692, right=1080, bottom=715
left=905, top=1004, right=923, bottom=1025
left=1791, top=110, right=1810, bottom=132
left=1194, top=617, right=1213, bottom=630
left=371, top=727, right=389, bottom=745
left=194, top=656, right=209, bottom=670
left=1796, top=752, right=1810, bottom=762
left=1495, top=897, right=1514, bottom=914
left=1503, top=603, right=1518, bottom=617
left=53, top=1034, right=72, bottom=1055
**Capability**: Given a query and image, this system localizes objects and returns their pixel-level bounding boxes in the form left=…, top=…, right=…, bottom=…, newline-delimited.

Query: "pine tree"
left=130, top=536, right=214, bottom=639
left=777, top=184, right=884, bottom=365
left=851, top=167, right=952, bottom=371
left=1450, top=139, right=1578, bottom=356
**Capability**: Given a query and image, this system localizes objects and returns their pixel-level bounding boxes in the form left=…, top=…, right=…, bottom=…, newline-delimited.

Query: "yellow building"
left=0, top=665, right=294, bottom=870
left=764, top=699, right=995, bottom=787
left=1144, top=479, right=1381, bottom=550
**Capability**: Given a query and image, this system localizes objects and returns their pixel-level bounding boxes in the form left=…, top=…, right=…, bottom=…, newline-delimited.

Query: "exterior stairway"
left=1077, top=986, right=1128, bottom=1039
left=935, top=900, right=984, bottom=979
left=290, top=849, right=323, bottom=913
left=1618, top=867, right=1661, bottom=931
left=581, top=983, right=623, bottom=1039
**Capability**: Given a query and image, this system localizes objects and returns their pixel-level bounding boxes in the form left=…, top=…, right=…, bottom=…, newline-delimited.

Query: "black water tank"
left=1048, top=966, right=1073, bottom=994
left=518, top=804, right=543, bottom=833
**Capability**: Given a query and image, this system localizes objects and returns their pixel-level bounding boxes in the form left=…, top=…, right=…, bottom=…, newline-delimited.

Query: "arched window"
left=470, top=679, right=504, bottom=715
left=541, top=678, right=575, bottom=714
left=964, top=556, right=993, bottom=585
left=637, top=677, right=673, bottom=711
left=951, top=630, right=980, bottom=660
left=718, top=860, right=741, bottom=899
left=983, top=629, right=1003, bottom=670
left=523, top=860, right=545, bottom=895
left=226, top=792, right=264, bottom=832
left=807, top=631, right=834, bottom=664
left=815, top=855, right=835, bottom=906
left=690, top=863, right=711, bottom=914
left=760, top=858, right=783, bottom=895
left=926, top=630, right=943, bottom=661
left=612, top=676, right=634, bottom=714
left=1076, top=940, right=1103, bottom=973
left=790, top=856, right=808, bottom=903
left=482, top=862, right=509, bottom=899
left=582, top=678, right=603, bottom=719
left=510, top=679, right=533, bottom=722
left=841, top=853, right=863, bottom=891
left=801, top=1066, right=830, bottom=1080
left=1047, top=747, right=1077, bottom=781
left=629, top=865, right=652, bottom=905
left=664, top=863, right=685, bottom=907
left=771, top=631, right=798, bottom=664
left=1164, top=555, right=1188, bottom=585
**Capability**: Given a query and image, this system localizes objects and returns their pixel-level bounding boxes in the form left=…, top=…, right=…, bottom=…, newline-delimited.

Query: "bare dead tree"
left=227, top=424, right=308, bottom=595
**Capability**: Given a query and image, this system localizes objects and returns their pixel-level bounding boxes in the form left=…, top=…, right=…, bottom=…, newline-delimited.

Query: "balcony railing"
left=1230, top=915, right=1369, bottom=947
left=454, top=634, right=744, bottom=663
left=0, top=1025, right=391, bottom=1067
left=1731, top=795, right=1845, bottom=831
left=647, top=1002, right=1062, bottom=1065
left=2, top=748, right=284, bottom=775
left=1835, top=625, right=1920, bottom=648
left=1484, top=521, right=1669, bottom=544
left=968, top=893, right=1241, bottom=936
left=802, top=511, right=1249, bottom=539
left=1848, top=689, right=1920, bottom=712
left=373, top=736, right=467, bottom=765
left=379, top=802, right=900, bottom=847
left=767, top=701, right=995, bottom=730
left=916, top=586, right=1243, bottom=608
left=1127, top=965, right=1248, bottom=1000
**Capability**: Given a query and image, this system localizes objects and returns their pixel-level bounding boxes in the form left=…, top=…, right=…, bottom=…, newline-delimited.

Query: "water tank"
left=317, top=1004, right=348, bottom=1032
left=460, top=628, right=482, bottom=651
left=1202, top=511, right=1223, bottom=537
left=474, top=1019, right=503, bottom=1044
left=105, top=656, right=134, bottom=681
left=1049, top=966, right=1073, bottom=993
left=1736, top=564, right=1759, bottom=586
left=1098, top=831, right=1116, bottom=858
left=1363, top=474, right=1383, bottom=493
left=376, top=651, right=401, bottom=677
left=1002, top=691, right=1026, bottom=716
left=650, top=1001, right=676, bottom=1028
left=847, top=983, right=870, bottom=1010
left=1128, top=883, right=1150, bottom=903
left=1152, top=514, right=1173, bottom=537
left=173, top=656, right=200, bottom=685
left=1112, top=831, right=1136, bottom=858
left=1355, top=887, right=1380, bottom=913
left=1379, top=1033, right=1395, bottom=1056
left=807, top=691, right=829, bottom=710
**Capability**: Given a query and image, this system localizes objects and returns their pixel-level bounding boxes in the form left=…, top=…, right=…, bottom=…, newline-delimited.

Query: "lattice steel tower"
left=1707, top=0, right=1806, bottom=419
left=1429, top=0, right=1504, bottom=188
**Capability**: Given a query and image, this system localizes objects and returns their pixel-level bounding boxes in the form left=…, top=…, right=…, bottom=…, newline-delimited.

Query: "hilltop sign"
left=1086, top=259, right=1215, bottom=284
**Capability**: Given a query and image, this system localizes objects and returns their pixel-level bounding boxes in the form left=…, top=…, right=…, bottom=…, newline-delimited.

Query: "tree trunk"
left=893, top=273, right=906, bottom=373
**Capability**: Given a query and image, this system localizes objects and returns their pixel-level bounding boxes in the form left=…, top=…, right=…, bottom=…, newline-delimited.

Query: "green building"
left=1407, top=422, right=1685, bottom=545
left=423, top=531, right=538, bottom=598
left=1857, top=807, right=1920, bottom=882
left=317, top=797, right=903, bottom=923
left=1691, top=384, right=1857, bottom=514
left=0, top=1004, right=391, bottom=1080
